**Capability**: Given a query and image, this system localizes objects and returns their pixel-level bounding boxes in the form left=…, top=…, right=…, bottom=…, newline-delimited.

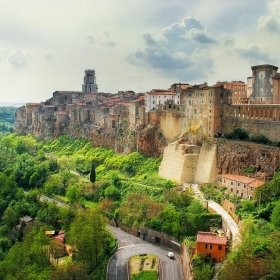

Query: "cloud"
left=6, top=49, right=33, bottom=68
left=45, top=54, right=53, bottom=61
left=125, top=16, right=215, bottom=81
left=105, top=41, right=116, bottom=47
left=258, top=15, right=280, bottom=34
left=258, top=0, right=280, bottom=34
left=87, top=36, right=95, bottom=44
left=234, top=44, right=271, bottom=63
left=189, top=29, right=216, bottom=44
left=161, top=17, right=205, bottom=43
left=126, top=47, right=192, bottom=70
left=143, top=33, right=158, bottom=46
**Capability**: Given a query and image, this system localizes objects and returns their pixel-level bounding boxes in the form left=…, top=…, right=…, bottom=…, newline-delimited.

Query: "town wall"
left=222, top=115, right=280, bottom=142
left=194, top=141, right=217, bottom=184
left=159, top=142, right=200, bottom=183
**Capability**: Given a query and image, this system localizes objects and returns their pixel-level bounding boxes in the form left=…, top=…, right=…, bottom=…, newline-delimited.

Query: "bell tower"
left=82, top=69, right=98, bottom=94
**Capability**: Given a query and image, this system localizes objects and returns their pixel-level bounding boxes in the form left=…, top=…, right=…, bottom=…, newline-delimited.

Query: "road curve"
left=107, top=225, right=184, bottom=280
left=191, top=184, right=240, bottom=246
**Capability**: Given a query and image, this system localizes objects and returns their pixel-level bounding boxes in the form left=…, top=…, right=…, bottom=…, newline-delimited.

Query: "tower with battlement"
left=82, top=69, right=98, bottom=94
left=251, top=64, right=278, bottom=102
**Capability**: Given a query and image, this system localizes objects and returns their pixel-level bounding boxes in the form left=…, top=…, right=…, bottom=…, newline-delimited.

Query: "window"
left=209, top=100, right=212, bottom=104
left=205, top=244, right=212, bottom=249
left=153, top=101, right=155, bottom=104
left=231, top=181, right=233, bottom=185
left=194, top=109, right=197, bottom=114
left=237, top=183, right=240, bottom=186
left=177, top=101, right=179, bottom=104
left=230, top=188, right=233, bottom=192
left=237, top=190, right=239, bottom=194
left=189, top=100, right=192, bottom=105
left=244, top=185, right=246, bottom=188
left=164, top=96, right=166, bottom=98
left=218, top=245, right=222, bottom=250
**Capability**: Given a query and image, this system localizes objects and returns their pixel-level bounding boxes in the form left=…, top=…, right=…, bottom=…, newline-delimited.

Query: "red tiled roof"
left=197, top=232, right=227, bottom=245
left=249, top=179, right=264, bottom=188
left=222, top=174, right=256, bottom=184
left=272, top=73, right=280, bottom=80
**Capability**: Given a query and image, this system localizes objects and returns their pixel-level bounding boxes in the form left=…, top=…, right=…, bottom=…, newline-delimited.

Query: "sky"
left=1, top=0, right=280, bottom=103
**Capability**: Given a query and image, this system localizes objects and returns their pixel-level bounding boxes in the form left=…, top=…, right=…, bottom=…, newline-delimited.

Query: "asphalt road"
left=107, top=225, right=184, bottom=280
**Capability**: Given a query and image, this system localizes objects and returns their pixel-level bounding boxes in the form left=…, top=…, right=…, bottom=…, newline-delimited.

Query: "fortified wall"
left=158, top=141, right=200, bottom=183
left=159, top=140, right=217, bottom=184
left=222, top=104, right=280, bottom=142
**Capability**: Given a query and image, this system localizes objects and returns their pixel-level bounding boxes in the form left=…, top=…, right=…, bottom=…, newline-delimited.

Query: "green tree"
left=90, top=162, right=96, bottom=183
left=271, top=201, right=280, bottom=228
left=68, top=209, right=106, bottom=272
left=104, top=186, right=121, bottom=201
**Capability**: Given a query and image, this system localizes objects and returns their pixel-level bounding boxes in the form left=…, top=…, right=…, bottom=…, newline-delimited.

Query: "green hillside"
left=0, top=107, right=17, bottom=133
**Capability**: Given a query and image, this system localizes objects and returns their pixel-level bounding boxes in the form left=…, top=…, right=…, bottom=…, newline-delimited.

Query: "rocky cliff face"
left=217, top=139, right=280, bottom=179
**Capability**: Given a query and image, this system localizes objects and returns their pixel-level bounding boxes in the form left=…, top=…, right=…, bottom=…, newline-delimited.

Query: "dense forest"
left=0, top=107, right=16, bottom=133
left=0, top=132, right=221, bottom=279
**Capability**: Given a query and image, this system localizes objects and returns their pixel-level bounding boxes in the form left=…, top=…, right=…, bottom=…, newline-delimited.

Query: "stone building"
left=82, top=69, right=98, bottom=94
left=250, top=64, right=278, bottom=102
left=145, top=89, right=181, bottom=113
left=218, top=174, right=264, bottom=199
left=180, top=83, right=231, bottom=138
left=214, top=81, right=247, bottom=104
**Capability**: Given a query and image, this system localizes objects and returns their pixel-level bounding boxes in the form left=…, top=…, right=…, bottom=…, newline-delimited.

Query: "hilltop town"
left=14, top=65, right=280, bottom=197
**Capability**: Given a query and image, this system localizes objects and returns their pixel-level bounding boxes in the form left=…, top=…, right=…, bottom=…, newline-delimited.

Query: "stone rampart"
left=158, top=142, right=200, bottom=183
left=222, top=109, right=280, bottom=142
left=194, top=141, right=217, bottom=184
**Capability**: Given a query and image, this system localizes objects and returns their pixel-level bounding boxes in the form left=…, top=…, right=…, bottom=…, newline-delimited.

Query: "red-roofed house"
left=219, top=174, right=264, bottom=199
left=196, top=232, right=228, bottom=262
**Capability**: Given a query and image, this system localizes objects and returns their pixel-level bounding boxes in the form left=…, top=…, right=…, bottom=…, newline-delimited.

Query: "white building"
left=145, top=89, right=181, bottom=113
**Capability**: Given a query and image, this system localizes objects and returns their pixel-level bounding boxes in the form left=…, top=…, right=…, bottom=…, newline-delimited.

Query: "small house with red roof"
left=219, top=174, right=264, bottom=199
left=196, top=231, right=228, bottom=262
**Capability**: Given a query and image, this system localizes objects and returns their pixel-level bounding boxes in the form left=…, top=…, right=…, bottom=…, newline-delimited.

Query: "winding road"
left=107, top=225, right=185, bottom=280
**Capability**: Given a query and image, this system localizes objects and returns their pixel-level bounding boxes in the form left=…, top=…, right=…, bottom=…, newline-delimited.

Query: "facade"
left=273, top=73, right=280, bottom=104
left=218, top=174, right=264, bottom=199
left=180, top=84, right=231, bottom=138
left=145, top=89, right=180, bottom=113
left=82, top=69, right=98, bottom=94
left=214, top=81, right=247, bottom=104
left=196, top=231, right=228, bottom=262
left=251, top=64, right=278, bottom=102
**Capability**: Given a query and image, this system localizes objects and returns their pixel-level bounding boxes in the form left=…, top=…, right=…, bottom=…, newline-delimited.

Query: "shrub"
left=226, top=128, right=249, bottom=141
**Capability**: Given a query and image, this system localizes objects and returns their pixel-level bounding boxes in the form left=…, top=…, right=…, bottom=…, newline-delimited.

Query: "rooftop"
left=197, top=232, right=227, bottom=245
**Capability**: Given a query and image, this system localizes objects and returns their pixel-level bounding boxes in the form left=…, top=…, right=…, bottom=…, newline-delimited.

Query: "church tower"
left=82, top=69, right=98, bottom=94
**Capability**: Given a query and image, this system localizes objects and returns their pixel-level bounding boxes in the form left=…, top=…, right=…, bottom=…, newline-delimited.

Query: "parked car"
left=166, top=251, right=174, bottom=258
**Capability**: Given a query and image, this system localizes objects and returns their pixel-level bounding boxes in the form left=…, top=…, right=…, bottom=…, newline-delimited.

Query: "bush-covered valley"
left=0, top=133, right=221, bottom=279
